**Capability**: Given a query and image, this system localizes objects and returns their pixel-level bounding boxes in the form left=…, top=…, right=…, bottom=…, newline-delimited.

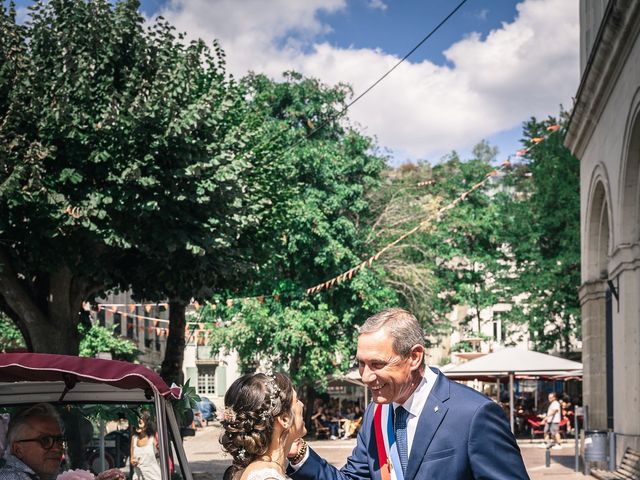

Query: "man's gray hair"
left=360, top=308, right=425, bottom=361
left=7, top=403, right=63, bottom=453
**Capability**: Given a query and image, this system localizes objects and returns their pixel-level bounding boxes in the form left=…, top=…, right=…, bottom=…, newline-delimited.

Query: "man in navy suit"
left=288, top=308, right=529, bottom=480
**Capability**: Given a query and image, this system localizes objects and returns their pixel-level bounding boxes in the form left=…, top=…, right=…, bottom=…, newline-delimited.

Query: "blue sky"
left=16, top=0, right=579, bottom=165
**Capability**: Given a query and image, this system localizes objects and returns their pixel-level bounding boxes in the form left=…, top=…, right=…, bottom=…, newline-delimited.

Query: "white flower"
left=56, top=469, right=95, bottom=480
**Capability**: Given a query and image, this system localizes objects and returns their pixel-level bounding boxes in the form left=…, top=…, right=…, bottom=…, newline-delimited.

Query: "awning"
left=445, top=347, right=582, bottom=379
left=0, top=353, right=180, bottom=399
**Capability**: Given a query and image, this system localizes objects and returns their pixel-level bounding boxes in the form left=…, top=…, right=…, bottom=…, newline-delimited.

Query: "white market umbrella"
left=444, top=348, right=582, bottom=432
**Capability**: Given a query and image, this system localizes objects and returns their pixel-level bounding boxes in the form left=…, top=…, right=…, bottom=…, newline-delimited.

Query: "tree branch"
left=0, top=248, right=47, bottom=331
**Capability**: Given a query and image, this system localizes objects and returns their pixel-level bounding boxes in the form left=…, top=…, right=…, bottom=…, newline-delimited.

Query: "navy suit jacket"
left=290, top=369, right=529, bottom=480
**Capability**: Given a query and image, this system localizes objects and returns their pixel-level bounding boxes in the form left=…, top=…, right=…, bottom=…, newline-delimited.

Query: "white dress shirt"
left=393, top=366, right=437, bottom=456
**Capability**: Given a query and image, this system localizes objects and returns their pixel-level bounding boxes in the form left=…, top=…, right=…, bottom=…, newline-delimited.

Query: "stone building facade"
left=565, top=0, right=640, bottom=458
left=95, top=291, right=240, bottom=409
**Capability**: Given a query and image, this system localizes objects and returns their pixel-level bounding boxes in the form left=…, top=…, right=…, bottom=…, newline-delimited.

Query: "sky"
left=17, top=0, right=581, bottom=166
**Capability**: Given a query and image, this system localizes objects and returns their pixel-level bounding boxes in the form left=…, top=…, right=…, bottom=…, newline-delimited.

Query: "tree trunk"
left=160, top=300, right=186, bottom=386
left=0, top=249, right=86, bottom=354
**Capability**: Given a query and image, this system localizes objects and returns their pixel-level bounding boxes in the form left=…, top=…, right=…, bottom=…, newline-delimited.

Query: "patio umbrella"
left=444, top=348, right=582, bottom=432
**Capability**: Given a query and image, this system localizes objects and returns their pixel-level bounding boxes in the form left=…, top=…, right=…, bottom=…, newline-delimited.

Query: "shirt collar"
left=4, top=454, right=37, bottom=476
left=393, top=367, right=438, bottom=418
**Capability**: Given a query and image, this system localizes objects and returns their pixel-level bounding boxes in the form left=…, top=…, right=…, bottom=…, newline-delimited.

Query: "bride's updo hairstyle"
left=220, top=372, right=294, bottom=479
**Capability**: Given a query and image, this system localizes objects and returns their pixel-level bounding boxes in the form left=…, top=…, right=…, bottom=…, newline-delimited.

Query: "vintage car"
left=0, top=353, right=193, bottom=480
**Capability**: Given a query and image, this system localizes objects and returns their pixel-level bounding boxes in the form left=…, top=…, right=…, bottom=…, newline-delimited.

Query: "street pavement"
left=183, top=424, right=588, bottom=480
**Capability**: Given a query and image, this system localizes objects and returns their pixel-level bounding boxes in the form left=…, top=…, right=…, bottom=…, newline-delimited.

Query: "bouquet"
left=57, top=469, right=126, bottom=480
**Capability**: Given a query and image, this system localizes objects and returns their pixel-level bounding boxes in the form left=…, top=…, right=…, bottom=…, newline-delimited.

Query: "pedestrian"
left=130, top=411, right=161, bottom=480
left=543, top=393, right=562, bottom=449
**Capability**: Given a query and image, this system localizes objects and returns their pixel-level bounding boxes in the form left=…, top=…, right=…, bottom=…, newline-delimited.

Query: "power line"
left=340, top=0, right=470, bottom=118
left=250, top=0, right=470, bottom=157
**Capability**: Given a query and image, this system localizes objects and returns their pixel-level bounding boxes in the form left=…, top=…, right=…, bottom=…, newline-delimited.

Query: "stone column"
left=579, top=280, right=608, bottom=430
left=610, top=247, right=640, bottom=458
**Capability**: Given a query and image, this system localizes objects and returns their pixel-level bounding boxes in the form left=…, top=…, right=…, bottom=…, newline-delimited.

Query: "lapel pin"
left=434, top=406, right=439, bottom=412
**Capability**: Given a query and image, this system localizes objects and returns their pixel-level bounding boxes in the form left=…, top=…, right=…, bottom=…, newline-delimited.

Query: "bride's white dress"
left=246, top=467, right=288, bottom=480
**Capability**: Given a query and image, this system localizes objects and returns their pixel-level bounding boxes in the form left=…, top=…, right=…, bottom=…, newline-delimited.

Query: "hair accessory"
left=237, top=448, right=246, bottom=461
left=223, top=406, right=236, bottom=423
left=264, top=370, right=281, bottom=417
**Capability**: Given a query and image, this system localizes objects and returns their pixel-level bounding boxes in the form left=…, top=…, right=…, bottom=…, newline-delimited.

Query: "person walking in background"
left=543, top=393, right=562, bottom=450
left=288, top=307, right=529, bottom=480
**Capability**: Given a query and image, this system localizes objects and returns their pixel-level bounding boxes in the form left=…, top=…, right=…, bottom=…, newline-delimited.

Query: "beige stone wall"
left=579, top=282, right=608, bottom=430
left=612, top=266, right=640, bottom=438
left=572, top=2, right=640, bottom=451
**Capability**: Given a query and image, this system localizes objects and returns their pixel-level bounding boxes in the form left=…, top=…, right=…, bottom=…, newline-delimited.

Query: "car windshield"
left=0, top=402, right=185, bottom=480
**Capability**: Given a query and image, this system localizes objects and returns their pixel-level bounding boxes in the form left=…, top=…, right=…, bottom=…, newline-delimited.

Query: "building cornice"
left=609, top=242, right=640, bottom=278
left=579, top=279, right=608, bottom=305
left=565, top=0, right=640, bottom=157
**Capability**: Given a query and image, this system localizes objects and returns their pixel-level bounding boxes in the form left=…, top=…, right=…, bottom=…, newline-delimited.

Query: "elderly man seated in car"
left=0, top=403, right=125, bottom=480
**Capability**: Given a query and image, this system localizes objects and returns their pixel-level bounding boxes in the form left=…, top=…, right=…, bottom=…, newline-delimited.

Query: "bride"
left=220, top=372, right=307, bottom=480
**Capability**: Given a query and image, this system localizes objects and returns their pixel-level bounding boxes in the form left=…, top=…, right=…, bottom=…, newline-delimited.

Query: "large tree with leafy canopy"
left=500, top=114, right=580, bottom=352
left=205, top=72, right=397, bottom=399
left=365, top=142, right=515, bottom=340
left=0, top=0, right=259, bottom=365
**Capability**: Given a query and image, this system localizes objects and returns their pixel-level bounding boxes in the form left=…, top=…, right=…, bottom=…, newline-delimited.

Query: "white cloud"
left=368, top=0, right=388, bottom=11
left=158, top=0, right=579, bottom=162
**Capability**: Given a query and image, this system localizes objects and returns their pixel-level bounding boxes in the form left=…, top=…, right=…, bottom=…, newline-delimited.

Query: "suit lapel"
left=404, top=369, right=450, bottom=480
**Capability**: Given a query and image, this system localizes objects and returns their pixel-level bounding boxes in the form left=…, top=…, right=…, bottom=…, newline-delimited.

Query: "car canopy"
left=0, top=353, right=181, bottom=401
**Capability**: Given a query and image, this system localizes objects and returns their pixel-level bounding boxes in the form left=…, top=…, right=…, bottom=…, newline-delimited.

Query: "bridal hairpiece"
left=261, top=370, right=281, bottom=419
left=237, top=448, right=246, bottom=461
left=223, top=406, right=236, bottom=423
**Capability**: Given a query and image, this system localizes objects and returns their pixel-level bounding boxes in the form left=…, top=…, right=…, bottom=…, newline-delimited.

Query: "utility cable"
left=251, top=0, right=471, bottom=156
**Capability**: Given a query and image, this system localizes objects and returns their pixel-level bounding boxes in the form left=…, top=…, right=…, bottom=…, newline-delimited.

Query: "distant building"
left=94, top=291, right=240, bottom=409
left=564, top=0, right=640, bottom=456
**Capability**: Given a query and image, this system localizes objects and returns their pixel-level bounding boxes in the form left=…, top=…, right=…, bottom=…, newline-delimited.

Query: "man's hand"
left=287, top=438, right=303, bottom=459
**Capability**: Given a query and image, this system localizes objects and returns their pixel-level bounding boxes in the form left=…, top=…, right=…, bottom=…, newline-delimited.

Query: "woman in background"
left=130, top=411, right=161, bottom=480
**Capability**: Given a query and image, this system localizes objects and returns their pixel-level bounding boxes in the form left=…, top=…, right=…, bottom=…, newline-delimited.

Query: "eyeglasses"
left=15, top=435, right=66, bottom=450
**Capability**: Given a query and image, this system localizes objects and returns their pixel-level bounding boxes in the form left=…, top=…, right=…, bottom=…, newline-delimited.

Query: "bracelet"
left=290, top=439, right=308, bottom=465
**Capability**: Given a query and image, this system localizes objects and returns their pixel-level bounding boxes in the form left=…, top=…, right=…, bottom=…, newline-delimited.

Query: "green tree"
left=366, top=142, right=514, bottom=338
left=0, top=311, right=137, bottom=361
left=363, top=161, right=441, bottom=333
left=0, top=0, right=257, bottom=368
left=0, top=312, right=26, bottom=351
left=77, top=323, right=139, bottom=362
left=501, top=115, right=580, bottom=352
left=205, top=72, right=397, bottom=398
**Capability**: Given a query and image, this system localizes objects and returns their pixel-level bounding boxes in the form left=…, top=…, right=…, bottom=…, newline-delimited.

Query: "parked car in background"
left=194, top=397, right=217, bottom=427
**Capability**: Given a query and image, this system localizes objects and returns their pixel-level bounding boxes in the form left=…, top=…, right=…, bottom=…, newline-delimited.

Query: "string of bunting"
left=305, top=164, right=505, bottom=294
left=95, top=304, right=207, bottom=337
left=305, top=123, right=561, bottom=296
left=95, top=125, right=561, bottom=322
